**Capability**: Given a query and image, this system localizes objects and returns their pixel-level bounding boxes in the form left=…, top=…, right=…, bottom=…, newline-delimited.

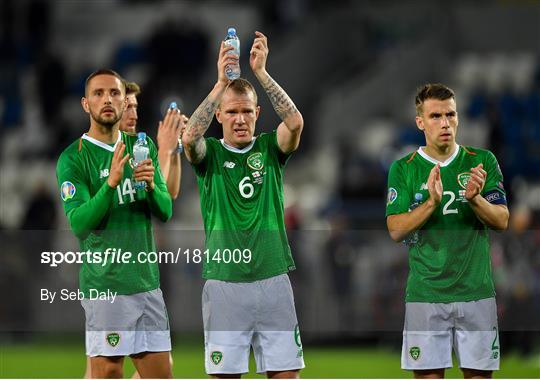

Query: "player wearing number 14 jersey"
left=56, top=70, right=173, bottom=378
left=183, top=32, right=305, bottom=378
left=386, top=83, right=509, bottom=379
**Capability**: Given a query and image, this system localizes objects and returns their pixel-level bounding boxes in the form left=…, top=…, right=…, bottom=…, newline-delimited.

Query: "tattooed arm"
left=182, top=89, right=221, bottom=164
left=182, top=42, right=236, bottom=164
left=250, top=31, right=304, bottom=154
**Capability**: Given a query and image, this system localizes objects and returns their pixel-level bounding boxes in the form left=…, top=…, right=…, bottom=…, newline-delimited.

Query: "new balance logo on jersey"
left=223, top=161, right=235, bottom=169
left=420, top=183, right=428, bottom=190
left=100, top=169, right=110, bottom=178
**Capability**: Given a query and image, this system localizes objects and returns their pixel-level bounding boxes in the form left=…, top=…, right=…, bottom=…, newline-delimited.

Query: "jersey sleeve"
left=146, top=137, right=172, bottom=222
left=56, top=150, right=116, bottom=239
left=191, top=137, right=215, bottom=177
left=481, top=150, right=507, bottom=205
left=385, top=160, right=411, bottom=217
left=270, top=130, right=292, bottom=167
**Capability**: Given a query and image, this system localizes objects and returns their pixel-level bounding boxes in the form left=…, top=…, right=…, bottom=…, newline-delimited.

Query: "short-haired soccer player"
left=386, top=83, right=509, bottom=379
left=57, top=69, right=173, bottom=378
left=183, top=31, right=305, bottom=378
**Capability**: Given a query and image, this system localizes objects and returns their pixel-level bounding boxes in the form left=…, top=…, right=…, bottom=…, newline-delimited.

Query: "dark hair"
left=226, top=78, right=258, bottom=104
left=84, top=69, right=126, bottom=96
left=125, top=81, right=141, bottom=96
left=415, top=83, right=455, bottom=116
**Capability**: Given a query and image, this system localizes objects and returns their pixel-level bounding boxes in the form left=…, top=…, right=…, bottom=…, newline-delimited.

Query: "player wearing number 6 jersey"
left=183, top=31, right=304, bottom=378
left=386, top=83, right=509, bottom=379
left=56, top=69, right=173, bottom=378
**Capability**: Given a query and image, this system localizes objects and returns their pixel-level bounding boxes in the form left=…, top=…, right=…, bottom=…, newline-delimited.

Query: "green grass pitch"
left=1, top=341, right=539, bottom=378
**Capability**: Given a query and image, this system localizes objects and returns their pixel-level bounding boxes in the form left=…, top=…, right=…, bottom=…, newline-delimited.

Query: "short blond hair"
left=125, top=81, right=141, bottom=96
left=226, top=78, right=258, bottom=104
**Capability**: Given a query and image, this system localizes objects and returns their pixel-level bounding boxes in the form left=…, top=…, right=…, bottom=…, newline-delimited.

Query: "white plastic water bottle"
left=133, top=132, right=149, bottom=190
left=224, top=27, right=240, bottom=80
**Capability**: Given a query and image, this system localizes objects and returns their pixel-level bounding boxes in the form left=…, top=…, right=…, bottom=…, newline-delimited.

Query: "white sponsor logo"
left=223, top=161, right=235, bottom=169
left=100, top=169, right=110, bottom=178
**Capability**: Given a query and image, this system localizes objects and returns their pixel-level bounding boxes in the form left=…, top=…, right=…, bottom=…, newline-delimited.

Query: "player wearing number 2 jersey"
left=386, top=83, right=509, bottom=379
left=183, top=32, right=304, bottom=378
left=56, top=70, right=173, bottom=378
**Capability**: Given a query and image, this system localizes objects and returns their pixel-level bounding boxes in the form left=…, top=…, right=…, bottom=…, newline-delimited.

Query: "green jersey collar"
left=417, top=144, right=460, bottom=167
left=82, top=132, right=122, bottom=152
left=220, top=137, right=256, bottom=153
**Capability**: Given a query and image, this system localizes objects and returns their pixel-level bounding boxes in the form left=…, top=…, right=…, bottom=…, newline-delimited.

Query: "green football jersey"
left=386, top=145, right=506, bottom=303
left=56, top=131, right=171, bottom=296
left=193, top=131, right=295, bottom=281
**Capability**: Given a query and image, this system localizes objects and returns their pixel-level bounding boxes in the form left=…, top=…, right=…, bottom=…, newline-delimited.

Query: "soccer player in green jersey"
left=57, top=69, right=173, bottom=378
left=81, top=79, right=186, bottom=379
left=183, top=31, right=305, bottom=378
left=386, top=83, right=509, bottom=379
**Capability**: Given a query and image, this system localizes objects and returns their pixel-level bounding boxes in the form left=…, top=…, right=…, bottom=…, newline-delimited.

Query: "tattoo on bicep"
left=260, top=75, right=298, bottom=120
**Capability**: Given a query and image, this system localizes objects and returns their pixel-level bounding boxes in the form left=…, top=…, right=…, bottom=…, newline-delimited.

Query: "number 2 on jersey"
left=442, top=190, right=458, bottom=215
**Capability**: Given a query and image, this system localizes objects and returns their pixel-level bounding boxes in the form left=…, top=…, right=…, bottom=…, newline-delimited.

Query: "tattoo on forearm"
left=184, top=94, right=217, bottom=162
left=260, top=74, right=298, bottom=120
left=185, top=95, right=217, bottom=140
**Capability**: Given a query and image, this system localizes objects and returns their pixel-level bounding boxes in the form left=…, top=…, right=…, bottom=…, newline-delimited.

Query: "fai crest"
left=106, top=332, right=120, bottom=347
left=457, top=172, right=471, bottom=189
left=210, top=351, right=223, bottom=365
left=247, top=152, right=264, bottom=171
left=409, top=346, right=421, bottom=361
left=60, top=181, right=76, bottom=201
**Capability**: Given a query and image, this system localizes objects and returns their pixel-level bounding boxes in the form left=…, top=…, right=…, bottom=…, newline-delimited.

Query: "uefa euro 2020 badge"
left=387, top=187, right=397, bottom=205
left=60, top=181, right=76, bottom=201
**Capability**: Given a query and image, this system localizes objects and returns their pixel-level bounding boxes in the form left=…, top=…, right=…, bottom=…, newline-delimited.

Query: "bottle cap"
left=227, top=27, right=236, bottom=35
left=137, top=132, right=146, bottom=140
left=169, top=101, right=177, bottom=110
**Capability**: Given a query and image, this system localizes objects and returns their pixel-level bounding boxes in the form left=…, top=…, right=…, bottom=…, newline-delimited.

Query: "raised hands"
left=158, top=106, right=188, bottom=155
left=107, top=142, right=130, bottom=188
left=465, top=164, right=486, bottom=200
left=217, top=41, right=238, bottom=85
left=250, top=31, right=268, bottom=75
left=427, top=164, right=443, bottom=207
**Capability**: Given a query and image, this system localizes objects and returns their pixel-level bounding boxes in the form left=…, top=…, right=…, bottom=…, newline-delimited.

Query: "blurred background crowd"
left=1, top=0, right=539, bottom=354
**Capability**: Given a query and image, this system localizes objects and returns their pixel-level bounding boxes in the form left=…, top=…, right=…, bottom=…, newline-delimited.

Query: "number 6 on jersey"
left=239, top=176, right=254, bottom=199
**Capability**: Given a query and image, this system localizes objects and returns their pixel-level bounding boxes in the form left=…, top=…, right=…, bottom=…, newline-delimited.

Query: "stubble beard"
left=90, top=108, right=122, bottom=129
